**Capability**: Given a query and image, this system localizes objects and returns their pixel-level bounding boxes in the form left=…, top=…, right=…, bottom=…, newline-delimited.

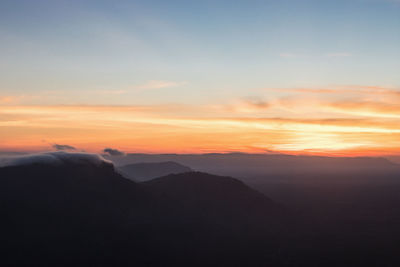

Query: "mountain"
left=0, top=153, right=284, bottom=266
left=106, top=153, right=400, bottom=184
left=4, top=152, right=400, bottom=266
left=0, top=153, right=152, bottom=266
left=388, top=155, right=400, bottom=164
left=118, top=161, right=192, bottom=181
left=144, top=172, right=283, bottom=227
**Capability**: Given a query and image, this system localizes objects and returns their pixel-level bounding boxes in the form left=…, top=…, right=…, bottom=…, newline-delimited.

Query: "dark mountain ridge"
left=107, top=152, right=398, bottom=168
left=145, top=172, right=283, bottom=227
left=118, top=161, right=192, bottom=181
left=0, top=156, right=285, bottom=266
left=3, top=152, right=400, bottom=266
left=106, top=153, right=400, bottom=184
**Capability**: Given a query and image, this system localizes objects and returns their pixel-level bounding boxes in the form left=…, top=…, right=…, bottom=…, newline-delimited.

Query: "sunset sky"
left=1, top=0, right=400, bottom=155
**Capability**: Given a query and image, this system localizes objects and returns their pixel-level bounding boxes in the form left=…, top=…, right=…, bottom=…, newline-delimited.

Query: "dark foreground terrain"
left=1, top=153, right=400, bottom=266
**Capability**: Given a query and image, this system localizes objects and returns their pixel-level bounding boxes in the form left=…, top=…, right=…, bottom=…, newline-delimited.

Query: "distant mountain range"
left=118, top=161, right=192, bottom=181
left=105, top=153, right=400, bottom=184
left=0, top=154, right=284, bottom=266
left=2, top=152, right=400, bottom=266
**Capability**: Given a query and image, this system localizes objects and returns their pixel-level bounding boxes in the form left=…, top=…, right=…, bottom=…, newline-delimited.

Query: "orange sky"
left=1, top=85, right=400, bottom=156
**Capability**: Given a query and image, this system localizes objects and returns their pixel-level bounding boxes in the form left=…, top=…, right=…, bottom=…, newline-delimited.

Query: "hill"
left=0, top=152, right=284, bottom=266
left=118, top=161, right=192, bottom=181
left=106, top=153, right=400, bottom=184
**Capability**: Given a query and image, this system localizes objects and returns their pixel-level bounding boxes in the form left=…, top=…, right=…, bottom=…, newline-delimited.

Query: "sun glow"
left=1, top=100, right=399, bottom=156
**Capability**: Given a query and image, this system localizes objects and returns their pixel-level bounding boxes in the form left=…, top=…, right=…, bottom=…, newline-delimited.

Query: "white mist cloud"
left=0, top=152, right=112, bottom=168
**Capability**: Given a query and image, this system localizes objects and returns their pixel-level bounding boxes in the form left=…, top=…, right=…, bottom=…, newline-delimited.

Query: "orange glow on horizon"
left=1, top=103, right=400, bottom=157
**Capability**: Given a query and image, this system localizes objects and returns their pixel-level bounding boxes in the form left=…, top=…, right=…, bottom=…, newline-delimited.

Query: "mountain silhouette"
left=3, top=152, right=400, bottom=266
left=118, top=161, right=192, bottom=181
left=0, top=155, right=284, bottom=266
left=106, top=153, right=400, bottom=184
left=144, top=172, right=283, bottom=228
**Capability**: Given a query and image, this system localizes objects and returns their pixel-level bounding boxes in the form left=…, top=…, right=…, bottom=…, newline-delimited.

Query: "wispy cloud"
left=103, top=148, right=125, bottom=156
left=0, top=82, right=186, bottom=105
left=273, top=85, right=400, bottom=98
left=0, top=96, right=24, bottom=104
left=53, top=144, right=77, bottom=151
left=1, top=84, right=399, bottom=155
left=0, top=91, right=69, bottom=105
left=1, top=100, right=400, bottom=155
left=328, top=101, right=400, bottom=118
left=237, top=97, right=270, bottom=112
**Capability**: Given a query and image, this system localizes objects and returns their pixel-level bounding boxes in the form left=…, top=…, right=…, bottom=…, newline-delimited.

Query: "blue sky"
left=0, top=0, right=399, bottom=105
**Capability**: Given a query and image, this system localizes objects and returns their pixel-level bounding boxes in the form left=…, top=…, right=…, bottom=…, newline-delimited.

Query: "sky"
left=0, top=0, right=400, bottom=155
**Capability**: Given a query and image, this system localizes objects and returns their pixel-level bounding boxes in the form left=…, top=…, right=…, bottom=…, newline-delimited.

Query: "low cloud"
left=2, top=95, right=400, bottom=156
left=53, top=144, right=77, bottom=151
left=328, top=101, right=400, bottom=118
left=229, top=97, right=271, bottom=113
left=244, top=98, right=270, bottom=109
left=0, top=96, right=16, bottom=104
left=273, top=85, right=400, bottom=98
left=0, top=152, right=112, bottom=168
left=0, top=95, right=25, bottom=105
left=103, top=148, right=125, bottom=156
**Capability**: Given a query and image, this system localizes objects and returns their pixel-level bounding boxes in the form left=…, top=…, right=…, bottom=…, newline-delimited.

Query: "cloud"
left=243, top=98, right=270, bottom=109
left=103, top=148, right=125, bottom=156
left=0, top=96, right=25, bottom=104
left=53, top=144, right=77, bottom=151
left=228, top=97, right=271, bottom=113
left=328, top=101, right=400, bottom=118
left=0, top=96, right=16, bottom=104
left=1, top=97, right=400, bottom=156
left=0, top=152, right=112, bottom=168
left=137, top=80, right=185, bottom=90
left=274, top=85, right=400, bottom=98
